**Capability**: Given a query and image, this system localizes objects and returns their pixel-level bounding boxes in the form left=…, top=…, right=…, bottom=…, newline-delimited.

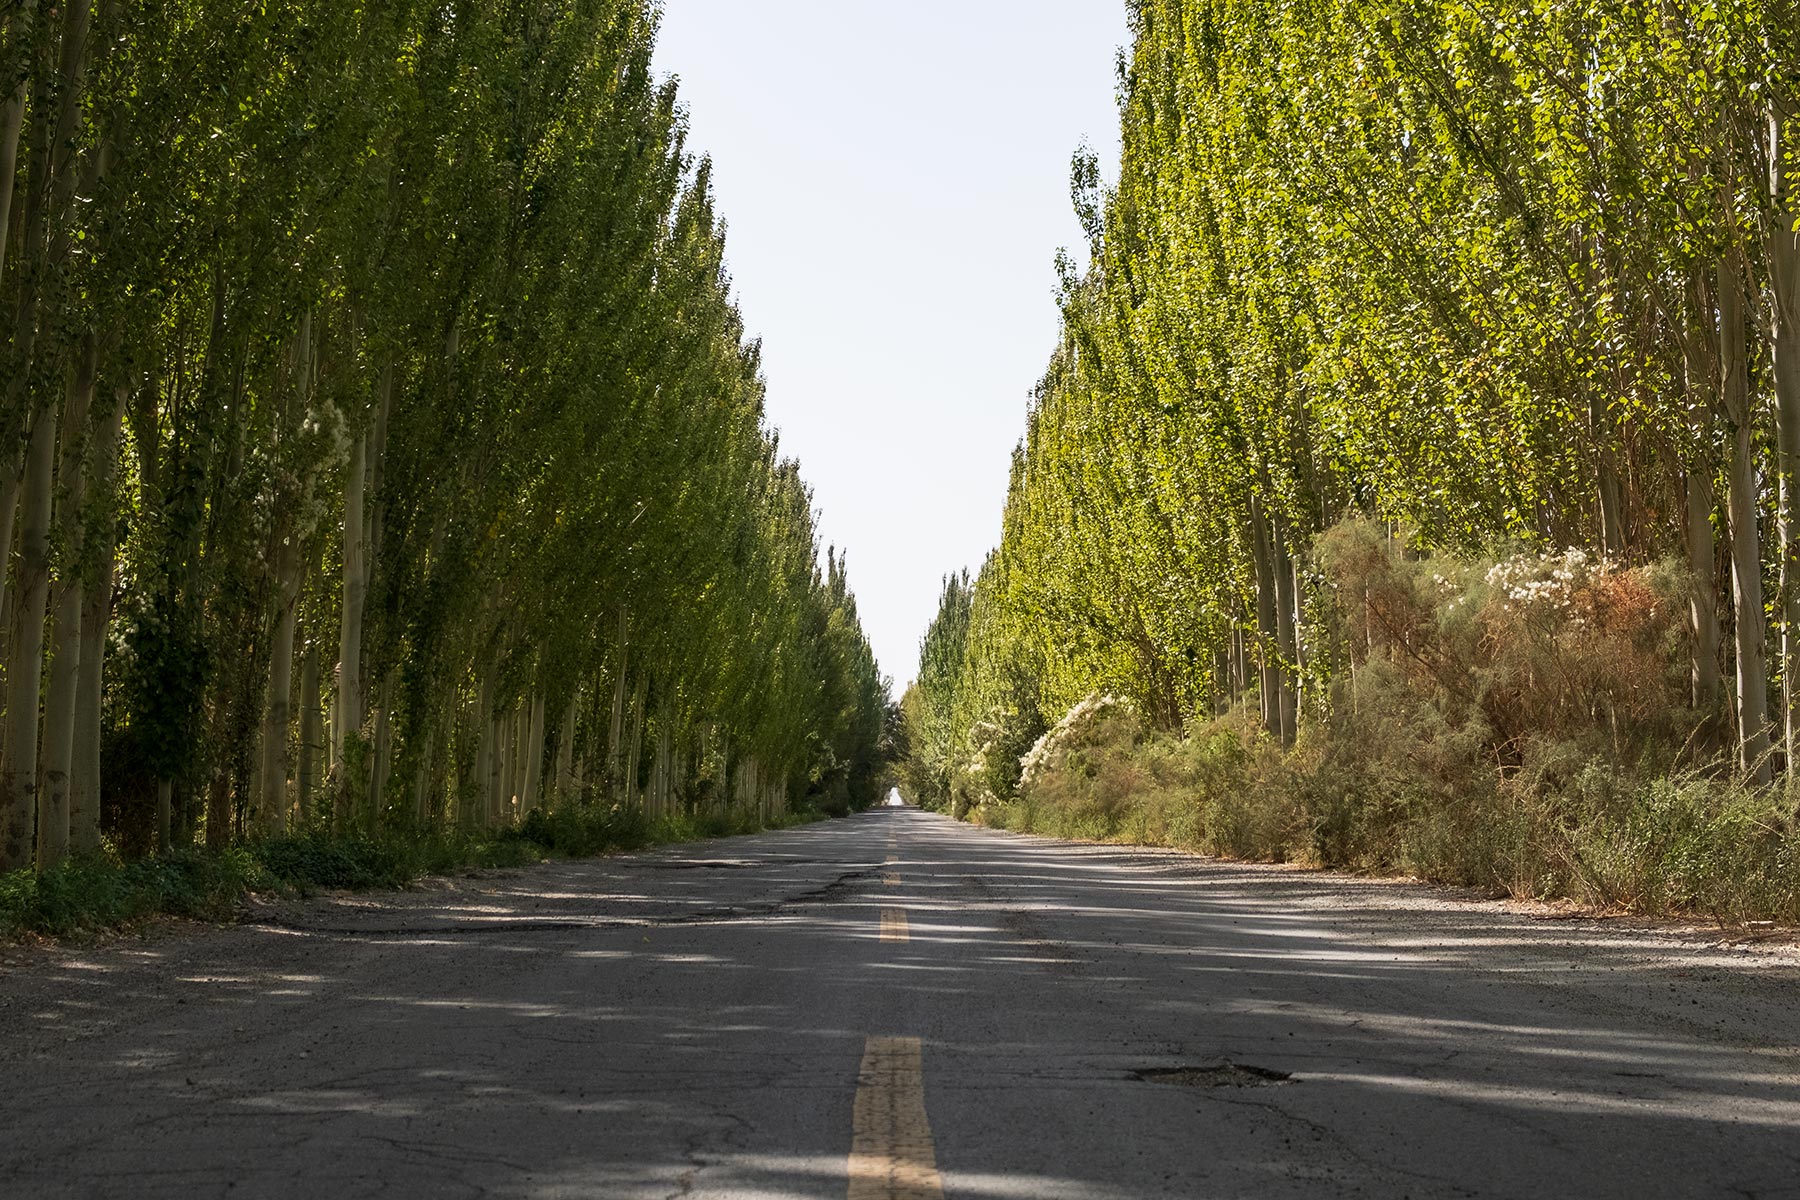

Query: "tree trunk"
left=333, top=428, right=368, bottom=772
left=471, top=667, right=493, bottom=830
left=412, top=729, right=434, bottom=826
left=369, top=672, right=394, bottom=832
left=1594, top=389, right=1627, bottom=560
left=257, top=543, right=301, bottom=834
left=297, top=637, right=321, bottom=828
left=507, top=702, right=526, bottom=816
left=652, top=703, right=670, bottom=818
left=1768, top=101, right=1800, bottom=771
left=1248, top=494, right=1283, bottom=741
left=204, top=766, right=230, bottom=850
left=1685, top=466, right=1724, bottom=722
left=521, top=690, right=546, bottom=816
left=0, top=466, right=20, bottom=640
left=1272, top=518, right=1299, bottom=745
left=1231, top=619, right=1248, bottom=702
left=572, top=681, right=591, bottom=803
left=626, top=674, right=646, bottom=807
left=715, top=727, right=730, bottom=813
left=1721, top=250, right=1772, bottom=783
left=1, top=399, right=57, bottom=870
left=608, top=605, right=628, bottom=790
left=38, top=341, right=99, bottom=867
left=554, top=693, right=576, bottom=807
left=155, top=778, right=172, bottom=854
left=70, top=385, right=124, bottom=855
left=0, top=32, right=30, bottom=294
left=492, top=704, right=512, bottom=824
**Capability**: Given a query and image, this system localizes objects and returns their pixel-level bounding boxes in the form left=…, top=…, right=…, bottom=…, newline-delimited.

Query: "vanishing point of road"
left=3, top=807, right=1797, bottom=1198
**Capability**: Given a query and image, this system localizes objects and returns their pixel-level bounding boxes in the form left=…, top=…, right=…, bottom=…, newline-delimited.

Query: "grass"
left=0, top=801, right=828, bottom=941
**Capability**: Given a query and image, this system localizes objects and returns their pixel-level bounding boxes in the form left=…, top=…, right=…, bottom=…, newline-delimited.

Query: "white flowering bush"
left=1483, top=548, right=1612, bottom=620
left=1017, top=693, right=1140, bottom=791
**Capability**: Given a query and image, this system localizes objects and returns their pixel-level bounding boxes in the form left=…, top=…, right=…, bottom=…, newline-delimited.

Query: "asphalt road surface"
left=4, top=806, right=1799, bottom=1198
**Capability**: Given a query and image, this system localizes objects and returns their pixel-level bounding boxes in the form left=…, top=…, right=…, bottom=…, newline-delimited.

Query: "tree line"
left=906, top=0, right=1799, bottom=805
left=0, top=0, right=891, bottom=874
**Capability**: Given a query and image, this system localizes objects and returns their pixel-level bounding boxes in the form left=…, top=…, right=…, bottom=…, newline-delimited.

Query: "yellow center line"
left=880, top=907, right=909, bottom=942
left=848, top=1036, right=943, bottom=1200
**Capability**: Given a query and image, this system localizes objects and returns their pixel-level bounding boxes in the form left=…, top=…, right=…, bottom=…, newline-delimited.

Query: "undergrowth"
left=969, top=520, right=1800, bottom=926
left=0, top=802, right=824, bottom=941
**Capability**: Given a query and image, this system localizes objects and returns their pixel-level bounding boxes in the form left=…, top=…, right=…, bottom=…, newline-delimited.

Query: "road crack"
left=244, top=865, right=881, bottom=938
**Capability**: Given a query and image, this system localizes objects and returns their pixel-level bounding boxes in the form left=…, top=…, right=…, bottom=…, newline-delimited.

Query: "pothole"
left=1132, top=1062, right=1292, bottom=1087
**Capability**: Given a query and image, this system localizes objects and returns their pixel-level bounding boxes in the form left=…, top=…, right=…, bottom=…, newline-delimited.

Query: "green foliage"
left=907, top=0, right=1800, bottom=919
left=0, top=0, right=894, bottom=866
left=0, top=807, right=831, bottom=941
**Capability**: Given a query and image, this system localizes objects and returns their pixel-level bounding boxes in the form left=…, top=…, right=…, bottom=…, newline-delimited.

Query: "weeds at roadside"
left=0, top=803, right=830, bottom=941
left=964, top=522, right=1800, bottom=927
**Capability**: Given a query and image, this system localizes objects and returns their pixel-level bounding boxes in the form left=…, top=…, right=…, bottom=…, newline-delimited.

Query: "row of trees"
left=906, top=0, right=1799, bottom=804
left=0, top=0, right=891, bottom=873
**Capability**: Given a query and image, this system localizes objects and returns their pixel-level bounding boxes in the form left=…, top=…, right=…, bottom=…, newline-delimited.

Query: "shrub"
left=991, top=520, right=1800, bottom=924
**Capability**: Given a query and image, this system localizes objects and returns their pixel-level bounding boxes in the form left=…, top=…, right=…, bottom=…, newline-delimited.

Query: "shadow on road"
left=3, top=808, right=1797, bottom=1197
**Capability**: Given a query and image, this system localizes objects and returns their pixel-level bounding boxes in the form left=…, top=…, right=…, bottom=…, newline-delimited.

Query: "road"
left=3, top=806, right=1799, bottom=1198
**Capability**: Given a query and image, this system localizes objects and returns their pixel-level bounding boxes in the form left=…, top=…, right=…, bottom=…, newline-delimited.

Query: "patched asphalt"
left=3, top=806, right=1798, bottom=1197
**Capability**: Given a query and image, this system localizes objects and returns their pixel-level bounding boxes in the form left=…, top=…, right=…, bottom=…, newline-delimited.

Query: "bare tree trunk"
left=511, top=702, right=526, bottom=816
left=365, top=672, right=392, bottom=831
left=1722, top=250, right=1772, bottom=783
left=333, top=429, right=368, bottom=773
left=1231, top=618, right=1248, bottom=701
left=297, top=638, right=321, bottom=828
left=521, top=690, right=545, bottom=816
left=0, top=467, right=20, bottom=639
left=572, top=678, right=594, bottom=803
left=1, top=400, right=57, bottom=870
left=1595, top=388, right=1627, bottom=560
left=471, top=668, right=493, bottom=831
left=1272, top=519, right=1298, bottom=745
left=70, top=385, right=123, bottom=855
left=653, top=700, right=672, bottom=818
left=608, top=606, right=628, bottom=790
left=714, top=727, right=729, bottom=813
left=257, top=543, right=301, bottom=834
left=412, top=729, right=434, bottom=826
left=484, top=710, right=502, bottom=826
left=493, top=704, right=513, bottom=825
left=554, top=693, right=576, bottom=807
left=1768, top=101, right=1800, bottom=771
left=626, top=674, right=646, bottom=808
left=155, top=778, right=172, bottom=854
left=0, top=7, right=31, bottom=294
left=331, top=422, right=365, bottom=834
left=5, top=6, right=98, bottom=868
left=1685, top=467, right=1724, bottom=718
left=1248, top=494, right=1283, bottom=741
left=38, top=343, right=98, bottom=867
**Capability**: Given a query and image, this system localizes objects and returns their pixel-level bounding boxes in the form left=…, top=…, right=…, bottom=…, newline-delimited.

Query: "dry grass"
left=977, top=521, right=1800, bottom=925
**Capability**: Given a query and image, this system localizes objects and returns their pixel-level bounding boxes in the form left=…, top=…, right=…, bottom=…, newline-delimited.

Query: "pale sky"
left=652, top=2, right=1128, bottom=690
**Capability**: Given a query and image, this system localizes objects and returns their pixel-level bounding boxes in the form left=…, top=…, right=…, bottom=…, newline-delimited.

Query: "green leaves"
left=912, top=0, right=1798, bottom=779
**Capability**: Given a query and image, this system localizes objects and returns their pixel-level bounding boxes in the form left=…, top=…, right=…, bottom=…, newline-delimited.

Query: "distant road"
left=3, top=808, right=1797, bottom=1198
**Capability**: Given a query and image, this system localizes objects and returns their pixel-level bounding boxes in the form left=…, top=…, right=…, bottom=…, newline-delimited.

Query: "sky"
left=651, top=2, right=1129, bottom=690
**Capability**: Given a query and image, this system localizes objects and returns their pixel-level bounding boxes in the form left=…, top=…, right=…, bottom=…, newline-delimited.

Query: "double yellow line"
left=848, top=1037, right=943, bottom=1199
left=850, top=835, right=942, bottom=1198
